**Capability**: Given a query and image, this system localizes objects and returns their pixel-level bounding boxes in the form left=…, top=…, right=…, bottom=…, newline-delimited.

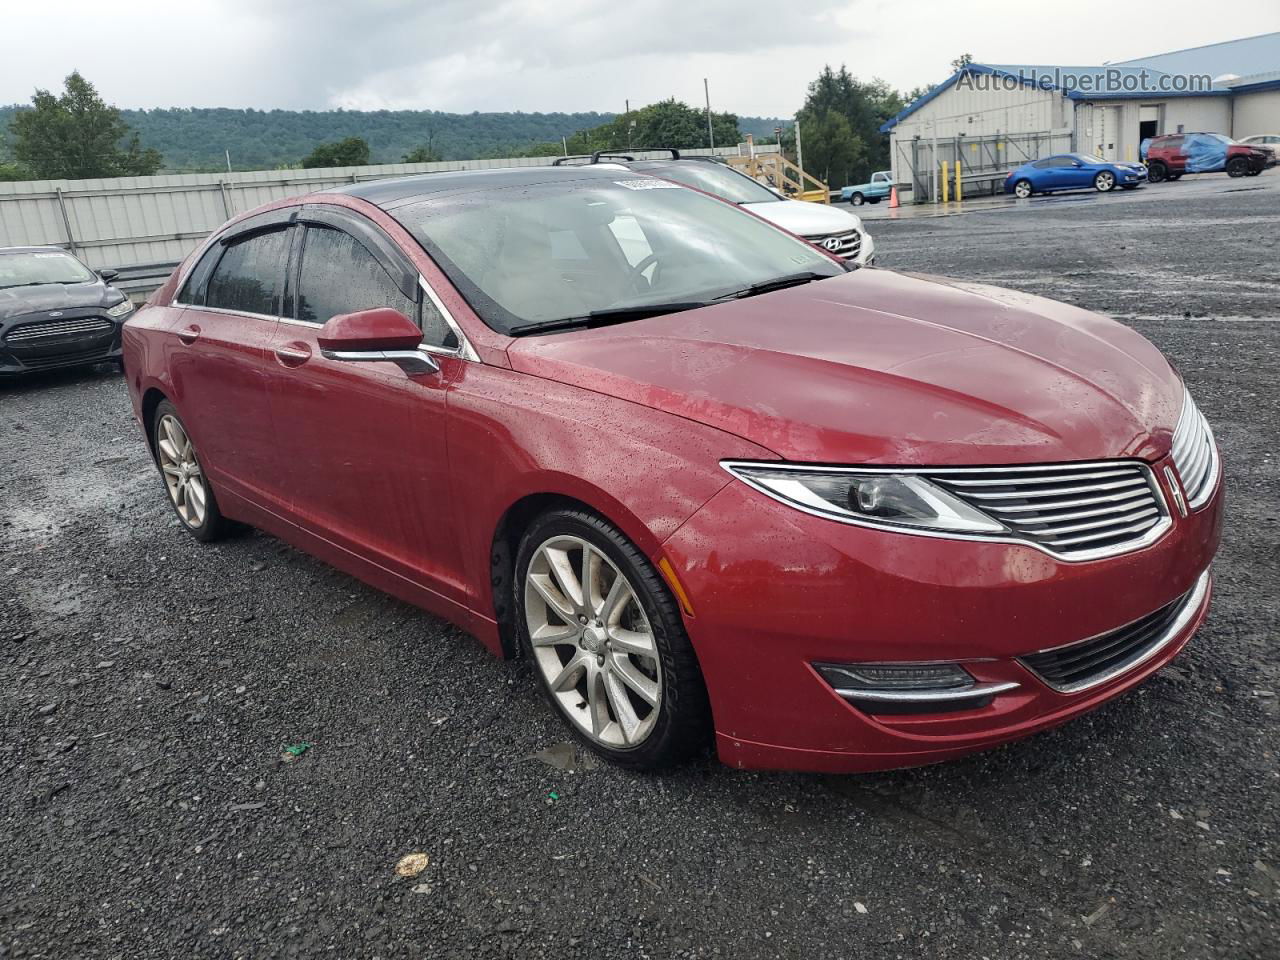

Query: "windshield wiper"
left=0, top=280, right=67, bottom=290
left=714, top=270, right=840, bottom=302
left=507, top=300, right=711, bottom=337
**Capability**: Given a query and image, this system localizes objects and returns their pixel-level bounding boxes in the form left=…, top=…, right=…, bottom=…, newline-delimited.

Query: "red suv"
left=1145, top=132, right=1272, bottom=182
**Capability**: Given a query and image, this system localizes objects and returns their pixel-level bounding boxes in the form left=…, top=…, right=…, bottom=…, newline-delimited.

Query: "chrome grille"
left=1170, top=389, right=1218, bottom=509
left=1019, top=570, right=1209, bottom=693
left=5, top=316, right=114, bottom=343
left=803, top=230, right=862, bottom=260
left=930, top=462, right=1169, bottom=560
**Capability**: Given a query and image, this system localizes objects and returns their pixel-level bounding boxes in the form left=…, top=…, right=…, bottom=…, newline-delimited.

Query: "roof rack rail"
left=590, top=152, right=637, bottom=163
left=551, top=155, right=596, bottom=166
left=590, top=148, right=685, bottom=162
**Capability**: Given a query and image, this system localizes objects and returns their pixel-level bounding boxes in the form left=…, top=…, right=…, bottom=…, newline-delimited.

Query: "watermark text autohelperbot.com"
left=958, top=69, right=1214, bottom=95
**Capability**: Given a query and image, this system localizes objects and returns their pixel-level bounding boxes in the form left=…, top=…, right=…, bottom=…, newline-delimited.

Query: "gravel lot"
left=2, top=174, right=1278, bottom=959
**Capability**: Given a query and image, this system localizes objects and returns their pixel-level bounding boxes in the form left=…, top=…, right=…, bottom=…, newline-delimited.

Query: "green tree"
left=402, top=145, right=442, bottom=163
left=9, top=71, right=162, bottom=180
left=565, top=99, right=741, bottom=155
left=301, top=136, right=371, bottom=168
left=798, top=110, right=864, bottom=187
left=797, top=66, right=907, bottom=188
left=951, top=53, right=974, bottom=73
left=0, top=161, right=29, bottom=182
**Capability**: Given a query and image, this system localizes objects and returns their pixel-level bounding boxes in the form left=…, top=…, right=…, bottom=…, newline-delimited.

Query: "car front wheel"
left=1147, top=162, right=1167, bottom=183
left=1094, top=171, right=1116, bottom=192
left=515, top=508, right=710, bottom=769
left=152, top=400, right=228, bottom=542
left=1014, top=179, right=1033, bottom=199
left=849, top=192, right=864, bottom=205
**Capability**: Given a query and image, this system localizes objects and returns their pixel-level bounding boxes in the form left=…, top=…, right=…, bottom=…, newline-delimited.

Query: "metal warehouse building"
left=882, top=31, right=1280, bottom=201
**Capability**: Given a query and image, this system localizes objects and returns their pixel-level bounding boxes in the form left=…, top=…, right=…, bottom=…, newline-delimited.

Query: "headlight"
left=723, top=462, right=1006, bottom=535
left=106, top=297, right=134, bottom=318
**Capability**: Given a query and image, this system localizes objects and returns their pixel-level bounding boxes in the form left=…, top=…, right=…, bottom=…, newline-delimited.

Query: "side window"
left=178, top=244, right=223, bottom=306
left=296, top=224, right=456, bottom=350
left=204, top=229, right=290, bottom=316
left=1031, top=159, right=1051, bottom=169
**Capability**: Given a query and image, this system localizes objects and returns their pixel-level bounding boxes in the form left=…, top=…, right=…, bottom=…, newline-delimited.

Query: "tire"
left=849, top=192, right=865, bottom=206
left=1226, top=157, right=1249, bottom=178
left=1246, top=169, right=1261, bottom=177
left=514, top=508, right=710, bottom=770
left=1014, top=179, right=1033, bottom=199
left=1147, top=162, right=1167, bottom=183
left=151, top=400, right=229, bottom=542
left=1094, top=170, right=1116, bottom=192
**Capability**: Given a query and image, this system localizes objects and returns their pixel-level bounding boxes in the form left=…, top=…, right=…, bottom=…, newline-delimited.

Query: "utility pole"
left=704, top=79, right=715, bottom=151
left=225, top=149, right=232, bottom=173
left=562, top=136, right=568, bottom=157
left=794, top=119, right=804, bottom=179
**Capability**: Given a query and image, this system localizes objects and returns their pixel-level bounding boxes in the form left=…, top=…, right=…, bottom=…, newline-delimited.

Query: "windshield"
left=391, top=176, right=844, bottom=334
left=626, top=161, right=781, bottom=205
left=0, top=250, right=96, bottom=289
left=1077, top=154, right=1109, bottom=164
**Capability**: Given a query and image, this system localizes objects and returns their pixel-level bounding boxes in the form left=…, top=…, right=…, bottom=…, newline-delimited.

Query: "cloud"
left=3, top=0, right=1279, bottom=118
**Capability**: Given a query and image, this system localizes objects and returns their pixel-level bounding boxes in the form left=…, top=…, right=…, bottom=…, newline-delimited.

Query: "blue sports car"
left=1004, top=153, right=1147, bottom=198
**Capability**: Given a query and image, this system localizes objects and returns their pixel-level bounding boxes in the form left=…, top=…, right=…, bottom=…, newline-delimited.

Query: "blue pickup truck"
left=839, top=171, right=892, bottom=205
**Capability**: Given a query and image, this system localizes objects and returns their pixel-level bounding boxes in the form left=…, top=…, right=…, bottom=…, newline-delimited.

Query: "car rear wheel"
left=515, top=508, right=710, bottom=769
left=1226, top=157, right=1249, bottom=178
left=1147, top=162, right=1167, bottom=183
left=849, top=192, right=865, bottom=205
left=1094, top=171, right=1116, bottom=192
left=152, top=401, right=228, bottom=542
left=1014, top=179, right=1033, bottom=199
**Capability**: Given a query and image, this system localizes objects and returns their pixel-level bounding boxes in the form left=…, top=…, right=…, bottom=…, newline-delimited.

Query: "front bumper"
left=661, top=453, right=1223, bottom=773
left=0, top=312, right=125, bottom=375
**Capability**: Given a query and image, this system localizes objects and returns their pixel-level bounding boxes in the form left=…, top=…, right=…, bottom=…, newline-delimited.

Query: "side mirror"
left=317, top=307, right=437, bottom=376
left=99, top=268, right=119, bottom=282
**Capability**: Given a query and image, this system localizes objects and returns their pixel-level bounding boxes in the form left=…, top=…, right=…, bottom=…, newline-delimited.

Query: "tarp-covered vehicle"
left=1141, top=133, right=1273, bottom=183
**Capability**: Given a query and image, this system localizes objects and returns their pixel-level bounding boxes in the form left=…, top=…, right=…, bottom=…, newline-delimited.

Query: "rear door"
left=168, top=214, right=293, bottom=507
left=263, top=206, right=471, bottom=605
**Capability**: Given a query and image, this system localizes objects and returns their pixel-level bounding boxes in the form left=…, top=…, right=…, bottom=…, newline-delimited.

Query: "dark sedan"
left=0, top=246, right=134, bottom=376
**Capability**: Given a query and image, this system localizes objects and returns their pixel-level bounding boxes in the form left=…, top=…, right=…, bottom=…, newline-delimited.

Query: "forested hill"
left=0, top=105, right=787, bottom=172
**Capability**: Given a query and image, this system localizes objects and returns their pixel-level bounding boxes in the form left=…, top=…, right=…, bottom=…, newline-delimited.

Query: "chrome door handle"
left=177, top=325, right=200, bottom=345
left=274, top=343, right=312, bottom=367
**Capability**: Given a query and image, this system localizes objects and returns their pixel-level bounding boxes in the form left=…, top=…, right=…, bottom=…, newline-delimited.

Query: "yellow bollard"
left=954, top=158, right=962, bottom=203
left=941, top=161, right=949, bottom=203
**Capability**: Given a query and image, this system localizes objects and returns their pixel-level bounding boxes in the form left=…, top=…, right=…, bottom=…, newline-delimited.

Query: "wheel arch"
left=487, top=481, right=678, bottom=659
left=140, top=386, right=170, bottom=458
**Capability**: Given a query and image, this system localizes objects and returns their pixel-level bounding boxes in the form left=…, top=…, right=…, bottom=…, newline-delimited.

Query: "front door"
left=263, top=212, right=469, bottom=606
left=167, top=223, right=291, bottom=505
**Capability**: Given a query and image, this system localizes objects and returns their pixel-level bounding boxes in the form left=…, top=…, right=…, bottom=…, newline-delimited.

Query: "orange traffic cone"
left=888, top=186, right=900, bottom=209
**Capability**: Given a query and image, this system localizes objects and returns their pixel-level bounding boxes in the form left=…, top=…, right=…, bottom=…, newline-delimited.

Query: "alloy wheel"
left=1015, top=180, right=1032, bottom=199
left=1095, top=171, right=1115, bottom=191
left=156, top=414, right=207, bottom=528
left=524, top=535, right=662, bottom=748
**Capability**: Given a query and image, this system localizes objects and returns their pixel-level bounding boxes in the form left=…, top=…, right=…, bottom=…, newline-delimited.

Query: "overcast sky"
left=3, top=1, right=1277, bottom=117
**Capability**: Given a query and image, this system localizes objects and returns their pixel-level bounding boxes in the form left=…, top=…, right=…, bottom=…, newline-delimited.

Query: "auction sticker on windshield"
left=614, top=179, right=683, bottom=190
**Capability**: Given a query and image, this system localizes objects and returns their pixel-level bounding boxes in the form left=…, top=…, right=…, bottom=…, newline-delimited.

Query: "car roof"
left=330, top=165, right=648, bottom=209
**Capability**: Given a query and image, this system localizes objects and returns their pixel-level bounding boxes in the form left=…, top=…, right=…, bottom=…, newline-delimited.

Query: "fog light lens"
left=816, top=662, right=974, bottom=691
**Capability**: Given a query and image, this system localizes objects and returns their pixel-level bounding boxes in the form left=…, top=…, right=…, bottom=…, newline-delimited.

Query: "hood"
left=507, top=269, right=1183, bottom=467
left=0, top=280, right=115, bottom=323
left=744, top=199, right=863, bottom=237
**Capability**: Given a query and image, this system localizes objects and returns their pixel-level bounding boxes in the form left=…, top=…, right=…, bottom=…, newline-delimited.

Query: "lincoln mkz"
left=122, top=166, right=1222, bottom=772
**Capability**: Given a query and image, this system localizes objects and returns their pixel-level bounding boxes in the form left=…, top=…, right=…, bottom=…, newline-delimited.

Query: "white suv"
left=565, top=151, right=876, bottom=267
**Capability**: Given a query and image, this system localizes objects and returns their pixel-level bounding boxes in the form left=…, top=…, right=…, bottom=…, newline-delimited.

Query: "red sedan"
left=121, top=166, right=1222, bottom=772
